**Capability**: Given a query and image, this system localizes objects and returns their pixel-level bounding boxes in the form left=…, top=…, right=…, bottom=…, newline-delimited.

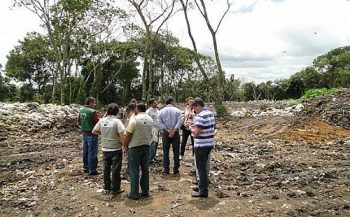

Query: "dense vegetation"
left=0, top=0, right=349, bottom=107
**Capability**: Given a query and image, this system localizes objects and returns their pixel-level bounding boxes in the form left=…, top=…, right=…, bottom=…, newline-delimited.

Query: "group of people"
left=78, top=96, right=216, bottom=199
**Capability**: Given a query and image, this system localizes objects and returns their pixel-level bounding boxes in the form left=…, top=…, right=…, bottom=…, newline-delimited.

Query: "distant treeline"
left=1, top=33, right=349, bottom=106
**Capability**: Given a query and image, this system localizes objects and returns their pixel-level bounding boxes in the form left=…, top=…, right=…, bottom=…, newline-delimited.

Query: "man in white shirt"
left=146, top=98, right=160, bottom=163
left=92, top=103, right=126, bottom=196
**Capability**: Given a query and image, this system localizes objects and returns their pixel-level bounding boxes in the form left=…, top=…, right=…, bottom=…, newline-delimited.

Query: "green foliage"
left=19, top=84, right=35, bottom=102
left=289, top=88, right=338, bottom=106
left=214, top=103, right=230, bottom=117
left=302, top=88, right=337, bottom=100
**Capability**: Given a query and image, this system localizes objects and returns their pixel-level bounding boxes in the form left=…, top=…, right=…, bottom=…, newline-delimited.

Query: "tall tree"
left=179, top=0, right=230, bottom=105
left=6, top=32, right=51, bottom=96
left=14, top=0, right=123, bottom=104
left=127, top=0, right=177, bottom=101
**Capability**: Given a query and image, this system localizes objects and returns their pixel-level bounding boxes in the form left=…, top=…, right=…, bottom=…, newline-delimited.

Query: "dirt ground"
left=1, top=108, right=350, bottom=216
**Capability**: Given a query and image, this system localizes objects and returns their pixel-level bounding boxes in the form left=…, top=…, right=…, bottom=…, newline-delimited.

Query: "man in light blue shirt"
left=158, top=97, right=183, bottom=174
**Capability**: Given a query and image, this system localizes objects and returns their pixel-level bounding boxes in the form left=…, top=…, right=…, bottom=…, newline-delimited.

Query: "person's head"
left=85, top=97, right=96, bottom=108
left=148, top=98, right=158, bottom=109
left=107, top=103, right=119, bottom=116
left=165, top=97, right=175, bottom=105
left=136, top=103, right=147, bottom=114
left=126, top=103, right=136, bottom=115
left=191, top=97, right=205, bottom=114
left=130, top=98, right=137, bottom=104
left=186, top=97, right=194, bottom=106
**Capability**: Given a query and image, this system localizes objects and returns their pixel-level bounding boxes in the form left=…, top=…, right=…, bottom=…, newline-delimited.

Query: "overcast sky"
left=1, top=0, right=350, bottom=83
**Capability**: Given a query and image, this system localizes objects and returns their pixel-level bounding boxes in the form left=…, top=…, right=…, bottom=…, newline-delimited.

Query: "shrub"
left=214, top=103, right=230, bottom=117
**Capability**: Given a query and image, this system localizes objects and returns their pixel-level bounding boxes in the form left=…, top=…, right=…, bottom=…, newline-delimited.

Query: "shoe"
left=83, top=169, right=89, bottom=173
left=111, top=189, right=125, bottom=196
left=191, top=191, right=208, bottom=198
left=173, top=170, right=179, bottom=174
left=141, top=193, right=150, bottom=198
left=89, top=171, right=100, bottom=176
left=179, top=155, right=183, bottom=160
left=163, top=170, right=170, bottom=175
left=102, top=190, right=111, bottom=195
left=192, top=186, right=199, bottom=192
left=127, top=194, right=140, bottom=200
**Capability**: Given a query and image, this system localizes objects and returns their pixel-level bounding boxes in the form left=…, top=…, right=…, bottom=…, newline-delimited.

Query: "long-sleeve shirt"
left=158, top=104, right=183, bottom=131
left=146, top=107, right=160, bottom=142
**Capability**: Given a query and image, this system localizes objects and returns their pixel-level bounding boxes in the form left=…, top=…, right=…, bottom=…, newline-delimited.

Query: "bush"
left=214, top=103, right=230, bottom=117
left=302, top=88, right=337, bottom=100
left=288, top=88, right=338, bottom=106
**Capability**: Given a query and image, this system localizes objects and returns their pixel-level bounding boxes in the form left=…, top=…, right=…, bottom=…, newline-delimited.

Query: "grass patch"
left=289, top=88, right=338, bottom=106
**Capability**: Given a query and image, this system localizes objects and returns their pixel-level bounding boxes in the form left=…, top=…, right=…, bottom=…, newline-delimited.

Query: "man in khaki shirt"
left=124, top=103, right=153, bottom=200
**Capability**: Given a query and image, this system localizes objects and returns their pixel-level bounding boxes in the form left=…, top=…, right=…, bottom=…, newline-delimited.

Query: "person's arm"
left=93, top=112, right=99, bottom=124
left=190, top=125, right=202, bottom=137
left=92, top=121, right=101, bottom=135
left=174, top=110, right=184, bottom=131
left=119, top=131, right=127, bottom=155
left=77, top=114, right=81, bottom=127
left=158, top=111, right=167, bottom=130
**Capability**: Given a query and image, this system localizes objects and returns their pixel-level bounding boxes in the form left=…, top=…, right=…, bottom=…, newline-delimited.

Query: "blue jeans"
left=82, top=133, right=98, bottom=174
left=103, top=150, right=122, bottom=192
left=128, top=145, right=150, bottom=199
left=194, top=148, right=212, bottom=196
left=149, top=141, right=158, bottom=162
left=162, top=130, right=180, bottom=173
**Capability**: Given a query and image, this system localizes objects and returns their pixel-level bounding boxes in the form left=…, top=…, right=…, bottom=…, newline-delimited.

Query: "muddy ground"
left=1, top=94, right=350, bottom=217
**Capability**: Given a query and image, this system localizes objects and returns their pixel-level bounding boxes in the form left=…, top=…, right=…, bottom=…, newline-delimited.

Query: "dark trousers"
left=103, top=150, right=122, bottom=192
left=162, top=130, right=180, bottom=173
left=194, top=148, right=212, bottom=196
left=180, top=129, right=194, bottom=156
left=128, top=145, right=150, bottom=199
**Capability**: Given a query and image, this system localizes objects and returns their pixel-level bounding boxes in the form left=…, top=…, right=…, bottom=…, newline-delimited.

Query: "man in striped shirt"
left=189, top=98, right=215, bottom=197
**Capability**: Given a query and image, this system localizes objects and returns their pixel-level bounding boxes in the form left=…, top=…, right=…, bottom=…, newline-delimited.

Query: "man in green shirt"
left=78, top=97, right=100, bottom=175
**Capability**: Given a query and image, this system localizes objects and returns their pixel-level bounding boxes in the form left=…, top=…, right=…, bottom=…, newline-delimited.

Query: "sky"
left=1, top=0, right=350, bottom=83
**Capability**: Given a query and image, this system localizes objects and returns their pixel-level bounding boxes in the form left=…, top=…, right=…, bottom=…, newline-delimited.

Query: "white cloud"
left=1, top=0, right=350, bottom=84
left=169, top=0, right=350, bottom=83
left=0, top=1, right=42, bottom=69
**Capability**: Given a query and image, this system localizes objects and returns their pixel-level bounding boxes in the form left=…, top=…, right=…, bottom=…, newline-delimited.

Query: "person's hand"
left=123, top=147, right=128, bottom=158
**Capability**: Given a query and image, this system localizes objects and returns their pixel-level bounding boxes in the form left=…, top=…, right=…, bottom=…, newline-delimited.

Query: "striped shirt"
left=193, top=108, right=215, bottom=149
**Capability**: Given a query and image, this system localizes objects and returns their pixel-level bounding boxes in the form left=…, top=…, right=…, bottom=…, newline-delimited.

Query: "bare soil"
left=1, top=111, right=350, bottom=216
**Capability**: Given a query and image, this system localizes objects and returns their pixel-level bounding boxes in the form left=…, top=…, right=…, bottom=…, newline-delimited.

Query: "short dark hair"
left=130, top=98, right=137, bottom=104
left=192, top=97, right=205, bottom=107
left=136, top=103, right=147, bottom=112
left=126, top=103, right=136, bottom=113
left=107, top=103, right=119, bottom=116
left=148, top=98, right=156, bottom=105
left=165, top=97, right=174, bottom=105
left=85, top=96, right=96, bottom=105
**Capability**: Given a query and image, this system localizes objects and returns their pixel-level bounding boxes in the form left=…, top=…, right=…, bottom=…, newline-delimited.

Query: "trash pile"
left=299, top=89, right=350, bottom=129
left=0, top=102, right=80, bottom=132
